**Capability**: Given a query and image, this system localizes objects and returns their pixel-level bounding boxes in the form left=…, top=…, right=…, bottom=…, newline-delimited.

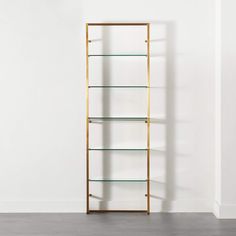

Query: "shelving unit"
left=86, top=23, right=150, bottom=214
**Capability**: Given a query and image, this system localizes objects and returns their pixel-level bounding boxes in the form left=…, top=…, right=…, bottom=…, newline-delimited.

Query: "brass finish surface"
left=89, top=210, right=148, bottom=213
left=146, top=23, right=151, bottom=215
left=88, top=23, right=148, bottom=26
left=86, top=23, right=89, bottom=214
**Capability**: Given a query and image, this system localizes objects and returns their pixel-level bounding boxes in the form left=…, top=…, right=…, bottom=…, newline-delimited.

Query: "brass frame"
left=86, top=23, right=90, bottom=213
left=146, top=23, right=150, bottom=214
left=86, top=23, right=150, bottom=214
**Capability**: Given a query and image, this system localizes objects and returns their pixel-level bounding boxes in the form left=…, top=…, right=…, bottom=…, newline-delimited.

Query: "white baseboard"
left=156, top=199, right=212, bottom=213
left=0, top=199, right=212, bottom=213
left=214, top=201, right=236, bottom=219
left=0, top=201, right=85, bottom=213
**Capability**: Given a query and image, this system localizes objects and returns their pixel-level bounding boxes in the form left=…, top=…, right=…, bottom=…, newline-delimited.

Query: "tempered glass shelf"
left=88, top=54, right=147, bottom=57
left=88, top=85, right=148, bottom=88
left=89, top=179, right=147, bottom=182
left=89, top=117, right=147, bottom=122
left=89, top=148, right=148, bottom=151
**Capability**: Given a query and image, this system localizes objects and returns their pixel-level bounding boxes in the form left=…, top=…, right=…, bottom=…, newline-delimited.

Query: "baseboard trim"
left=214, top=201, right=236, bottom=219
left=0, top=199, right=212, bottom=213
left=0, top=201, right=85, bottom=213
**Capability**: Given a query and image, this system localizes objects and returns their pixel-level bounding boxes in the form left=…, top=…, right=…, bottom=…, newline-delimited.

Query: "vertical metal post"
left=86, top=23, right=90, bottom=214
left=147, top=23, right=150, bottom=214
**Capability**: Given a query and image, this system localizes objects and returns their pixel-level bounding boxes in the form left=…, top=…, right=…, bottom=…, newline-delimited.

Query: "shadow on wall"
left=100, top=27, right=111, bottom=210
left=148, top=21, right=176, bottom=212
left=158, top=20, right=176, bottom=212
left=96, top=21, right=176, bottom=211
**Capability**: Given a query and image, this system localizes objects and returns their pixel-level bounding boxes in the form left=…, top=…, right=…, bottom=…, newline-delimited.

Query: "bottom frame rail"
left=88, top=210, right=149, bottom=213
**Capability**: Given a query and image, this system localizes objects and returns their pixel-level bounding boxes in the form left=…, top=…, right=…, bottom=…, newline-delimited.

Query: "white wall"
left=0, top=0, right=215, bottom=212
left=214, top=0, right=236, bottom=219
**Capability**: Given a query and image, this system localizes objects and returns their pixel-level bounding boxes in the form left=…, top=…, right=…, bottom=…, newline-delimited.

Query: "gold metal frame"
left=86, top=23, right=150, bottom=214
left=86, top=23, right=90, bottom=213
left=146, top=23, right=150, bottom=214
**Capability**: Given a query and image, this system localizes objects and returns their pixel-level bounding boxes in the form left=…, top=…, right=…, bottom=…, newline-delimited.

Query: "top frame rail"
left=87, top=23, right=149, bottom=26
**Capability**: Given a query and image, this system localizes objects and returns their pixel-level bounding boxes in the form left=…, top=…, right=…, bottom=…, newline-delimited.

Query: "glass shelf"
left=88, top=86, right=148, bottom=88
left=88, top=54, right=147, bottom=57
left=89, top=179, right=147, bottom=182
left=88, top=117, right=147, bottom=122
left=89, top=148, right=148, bottom=151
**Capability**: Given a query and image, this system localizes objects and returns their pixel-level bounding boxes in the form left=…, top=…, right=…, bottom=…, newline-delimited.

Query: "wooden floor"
left=0, top=213, right=235, bottom=236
